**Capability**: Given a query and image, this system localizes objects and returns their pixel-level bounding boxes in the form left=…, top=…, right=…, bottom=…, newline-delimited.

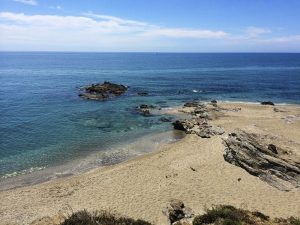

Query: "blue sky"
left=0, top=0, right=300, bottom=52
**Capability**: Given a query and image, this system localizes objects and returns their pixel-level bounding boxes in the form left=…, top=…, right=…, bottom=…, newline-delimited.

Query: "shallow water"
left=1, top=52, right=300, bottom=187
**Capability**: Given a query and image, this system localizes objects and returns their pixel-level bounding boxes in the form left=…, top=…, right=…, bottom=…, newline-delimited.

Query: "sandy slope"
left=0, top=103, right=300, bottom=225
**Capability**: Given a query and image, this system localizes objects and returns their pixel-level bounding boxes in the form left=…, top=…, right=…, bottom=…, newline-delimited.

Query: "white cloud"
left=0, top=12, right=229, bottom=51
left=260, top=35, right=300, bottom=43
left=0, top=12, right=299, bottom=51
left=244, top=26, right=270, bottom=38
left=12, top=0, right=37, bottom=6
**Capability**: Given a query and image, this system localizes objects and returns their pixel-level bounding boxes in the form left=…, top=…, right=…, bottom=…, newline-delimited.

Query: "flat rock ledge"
left=223, top=129, right=300, bottom=191
left=173, top=101, right=225, bottom=138
left=79, top=81, right=128, bottom=100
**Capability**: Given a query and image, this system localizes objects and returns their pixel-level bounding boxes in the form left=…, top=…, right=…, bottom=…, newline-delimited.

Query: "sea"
left=1, top=52, right=300, bottom=189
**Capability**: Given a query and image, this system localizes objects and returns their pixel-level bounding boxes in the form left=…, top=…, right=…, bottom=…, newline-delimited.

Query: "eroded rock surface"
left=79, top=81, right=128, bottom=100
left=173, top=101, right=225, bottom=138
left=172, top=118, right=224, bottom=138
left=223, top=129, right=300, bottom=191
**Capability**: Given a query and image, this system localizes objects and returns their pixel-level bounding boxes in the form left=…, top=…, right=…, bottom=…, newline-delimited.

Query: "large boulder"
left=223, top=129, right=300, bottom=191
left=79, top=81, right=128, bottom=100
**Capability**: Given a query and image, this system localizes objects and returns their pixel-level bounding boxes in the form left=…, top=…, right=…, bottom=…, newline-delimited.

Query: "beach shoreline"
left=1, top=102, right=300, bottom=225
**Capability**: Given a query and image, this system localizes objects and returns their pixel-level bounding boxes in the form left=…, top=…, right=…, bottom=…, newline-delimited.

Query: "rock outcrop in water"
left=223, top=129, right=300, bottom=191
left=79, top=81, right=128, bottom=100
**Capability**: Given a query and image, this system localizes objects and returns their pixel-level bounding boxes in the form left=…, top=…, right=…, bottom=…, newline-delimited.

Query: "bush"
left=192, top=205, right=250, bottom=225
left=60, top=210, right=152, bottom=225
left=289, top=217, right=300, bottom=225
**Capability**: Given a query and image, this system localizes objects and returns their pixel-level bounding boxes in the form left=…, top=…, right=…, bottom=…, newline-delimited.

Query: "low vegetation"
left=192, top=205, right=300, bottom=225
left=60, top=210, right=152, bottom=225
left=57, top=205, right=300, bottom=225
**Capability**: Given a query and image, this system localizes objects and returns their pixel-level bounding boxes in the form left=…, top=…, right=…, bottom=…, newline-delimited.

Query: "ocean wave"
left=1, top=166, right=46, bottom=180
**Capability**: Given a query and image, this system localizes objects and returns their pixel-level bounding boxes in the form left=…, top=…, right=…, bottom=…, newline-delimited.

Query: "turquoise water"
left=1, top=52, right=300, bottom=186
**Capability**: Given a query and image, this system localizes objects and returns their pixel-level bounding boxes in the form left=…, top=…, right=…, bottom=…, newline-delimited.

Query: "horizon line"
left=1, top=51, right=300, bottom=54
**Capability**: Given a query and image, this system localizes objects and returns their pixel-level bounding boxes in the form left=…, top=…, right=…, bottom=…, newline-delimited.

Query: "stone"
left=268, top=144, right=278, bottom=154
left=137, top=92, right=148, bottom=96
left=183, top=102, right=199, bottom=107
left=159, top=117, right=172, bottom=122
left=163, top=200, right=194, bottom=225
left=261, top=101, right=275, bottom=106
left=136, top=104, right=158, bottom=117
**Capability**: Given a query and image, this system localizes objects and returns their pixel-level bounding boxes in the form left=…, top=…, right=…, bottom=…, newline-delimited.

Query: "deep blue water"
left=1, top=52, right=300, bottom=182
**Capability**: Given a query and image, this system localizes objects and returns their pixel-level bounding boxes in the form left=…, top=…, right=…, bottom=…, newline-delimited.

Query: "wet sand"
left=0, top=102, right=300, bottom=225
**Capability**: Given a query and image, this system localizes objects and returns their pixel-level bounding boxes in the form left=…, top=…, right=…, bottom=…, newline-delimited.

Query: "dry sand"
left=0, top=103, right=300, bottom=225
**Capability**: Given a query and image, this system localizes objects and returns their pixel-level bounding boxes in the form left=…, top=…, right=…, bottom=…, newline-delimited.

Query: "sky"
left=0, top=0, right=300, bottom=52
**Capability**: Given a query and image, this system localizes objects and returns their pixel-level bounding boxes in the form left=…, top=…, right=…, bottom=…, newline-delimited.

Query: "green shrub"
left=192, top=205, right=249, bottom=225
left=60, top=210, right=152, bottom=225
left=289, top=217, right=300, bottom=225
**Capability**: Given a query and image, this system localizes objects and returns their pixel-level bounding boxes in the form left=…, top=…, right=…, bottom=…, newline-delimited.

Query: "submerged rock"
left=261, top=101, right=275, bottom=106
left=223, top=129, right=300, bottom=191
left=136, top=104, right=158, bottom=117
left=79, top=81, right=128, bottom=100
left=159, top=117, right=173, bottom=122
left=137, top=92, right=149, bottom=96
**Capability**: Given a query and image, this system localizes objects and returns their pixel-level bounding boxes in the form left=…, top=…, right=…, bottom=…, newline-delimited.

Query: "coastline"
left=0, top=129, right=185, bottom=191
left=1, top=101, right=300, bottom=225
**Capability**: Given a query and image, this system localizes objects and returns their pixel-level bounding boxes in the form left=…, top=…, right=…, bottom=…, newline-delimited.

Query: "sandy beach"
left=1, top=102, right=300, bottom=225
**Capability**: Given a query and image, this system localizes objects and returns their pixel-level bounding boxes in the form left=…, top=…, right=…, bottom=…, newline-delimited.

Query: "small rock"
left=172, top=120, right=186, bottom=131
left=183, top=102, right=198, bottom=107
left=163, top=200, right=194, bottom=225
left=211, top=100, right=217, bottom=104
left=274, top=108, right=285, bottom=112
left=261, top=101, right=275, bottom=106
left=137, top=92, right=148, bottom=96
left=160, top=117, right=172, bottom=122
left=190, top=167, right=196, bottom=172
left=142, top=109, right=151, bottom=116
left=268, top=144, right=278, bottom=154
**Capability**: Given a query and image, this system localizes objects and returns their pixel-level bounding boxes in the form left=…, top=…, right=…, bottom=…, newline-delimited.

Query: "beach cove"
left=1, top=102, right=300, bottom=225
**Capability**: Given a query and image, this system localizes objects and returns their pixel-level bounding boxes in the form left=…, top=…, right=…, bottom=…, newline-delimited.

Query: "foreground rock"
left=172, top=118, right=224, bottom=138
left=223, top=129, right=300, bottom=191
left=79, top=81, right=128, bottom=100
left=162, top=199, right=194, bottom=225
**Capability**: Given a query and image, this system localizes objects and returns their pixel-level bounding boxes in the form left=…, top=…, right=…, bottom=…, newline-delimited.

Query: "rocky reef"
left=223, top=129, right=300, bottom=191
left=79, top=81, right=128, bottom=100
